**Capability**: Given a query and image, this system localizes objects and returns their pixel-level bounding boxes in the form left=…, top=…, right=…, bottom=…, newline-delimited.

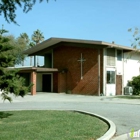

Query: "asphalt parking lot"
left=0, top=93, right=140, bottom=137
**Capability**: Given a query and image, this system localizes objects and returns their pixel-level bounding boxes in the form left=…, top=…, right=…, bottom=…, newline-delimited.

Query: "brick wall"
left=53, top=45, right=103, bottom=95
left=31, top=71, right=36, bottom=95
left=53, top=72, right=58, bottom=92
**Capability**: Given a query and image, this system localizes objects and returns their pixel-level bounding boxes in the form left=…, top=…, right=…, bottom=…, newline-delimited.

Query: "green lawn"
left=115, top=95, right=140, bottom=99
left=0, top=110, right=108, bottom=140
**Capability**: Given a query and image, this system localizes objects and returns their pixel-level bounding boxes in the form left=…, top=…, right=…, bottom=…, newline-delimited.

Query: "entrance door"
left=42, top=74, right=52, bottom=92
left=106, top=68, right=116, bottom=96
left=116, top=75, right=122, bottom=95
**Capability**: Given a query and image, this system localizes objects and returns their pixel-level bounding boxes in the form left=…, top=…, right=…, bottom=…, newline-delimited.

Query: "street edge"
left=74, top=110, right=116, bottom=140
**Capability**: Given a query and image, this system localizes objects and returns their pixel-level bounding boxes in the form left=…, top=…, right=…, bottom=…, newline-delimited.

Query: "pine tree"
left=0, top=27, right=29, bottom=102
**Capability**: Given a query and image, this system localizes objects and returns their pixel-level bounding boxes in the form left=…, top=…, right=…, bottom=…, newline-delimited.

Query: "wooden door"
left=116, top=75, right=122, bottom=95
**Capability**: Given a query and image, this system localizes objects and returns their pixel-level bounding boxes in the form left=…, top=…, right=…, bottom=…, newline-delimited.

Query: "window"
left=107, top=71, right=115, bottom=84
left=107, top=48, right=115, bottom=66
left=45, top=53, right=52, bottom=68
left=117, top=50, right=122, bottom=61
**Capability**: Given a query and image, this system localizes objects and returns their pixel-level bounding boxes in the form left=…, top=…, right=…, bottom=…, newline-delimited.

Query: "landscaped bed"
left=114, top=95, right=140, bottom=99
left=0, top=110, right=108, bottom=140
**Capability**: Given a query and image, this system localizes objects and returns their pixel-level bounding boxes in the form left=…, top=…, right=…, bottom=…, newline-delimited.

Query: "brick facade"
left=53, top=45, right=103, bottom=95
left=31, top=71, right=36, bottom=95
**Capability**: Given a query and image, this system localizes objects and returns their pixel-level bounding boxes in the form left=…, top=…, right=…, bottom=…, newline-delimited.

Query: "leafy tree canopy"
left=0, top=0, right=51, bottom=24
left=126, top=27, right=140, bottom=61
left=128, top=27, right=140, bottom=49
left=19, top=30, right=44, bottom=66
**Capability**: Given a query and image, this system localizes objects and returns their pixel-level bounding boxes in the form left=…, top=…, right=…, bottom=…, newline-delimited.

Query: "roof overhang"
left=9, top=67, right=58, bottom=73
left=23, top=37, right=135, bottom=56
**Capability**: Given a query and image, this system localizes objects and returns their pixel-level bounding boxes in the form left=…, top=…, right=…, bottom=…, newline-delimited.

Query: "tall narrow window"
left=117, top=50, right=122, bottom=61
left=107, top=48, right=115, bottom=66
left=44, top=53, right=52, bottom=68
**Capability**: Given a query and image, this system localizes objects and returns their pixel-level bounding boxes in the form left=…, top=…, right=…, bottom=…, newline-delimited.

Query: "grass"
left=114, top=95, right=140, bottom=99
left=0, top=110, right=108, bottom=140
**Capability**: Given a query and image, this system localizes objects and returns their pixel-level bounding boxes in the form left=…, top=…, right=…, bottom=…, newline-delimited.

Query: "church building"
left=19, top=37, right=140, bottom=96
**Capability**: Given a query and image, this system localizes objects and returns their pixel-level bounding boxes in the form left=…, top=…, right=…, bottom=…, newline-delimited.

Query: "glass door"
left=106, top=68, right=116, bottom=96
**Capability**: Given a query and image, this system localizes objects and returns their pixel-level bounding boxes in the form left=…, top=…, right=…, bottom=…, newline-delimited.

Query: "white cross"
left=78, top=53, right=86, bottom=79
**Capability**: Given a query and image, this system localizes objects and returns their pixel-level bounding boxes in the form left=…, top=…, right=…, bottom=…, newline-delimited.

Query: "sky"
left=1, top=0, right=140, bottom=66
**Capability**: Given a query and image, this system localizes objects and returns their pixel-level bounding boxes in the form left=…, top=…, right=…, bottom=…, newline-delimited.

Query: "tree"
left=0, top=27, right=30, bottom=102
left=0, top=25, right=8, bottom=35
left=19, top=31, right=44, bottom=67
left=127, top=27, right=140, bottom=60
left=0, top=0, right=53, bottom=24
left=6, top=35, right=27, bottom=66
left=29, top=41, right=36, bottom=66
left=128, top=75, right=140, bottom=95
left=32, top=29, right=45, bottom=45
left=19, top=33, right=30, bottom=66
left=31, top=29, right=44, bottom=66
left=20, top=33, right=30, bottom=45
left=128, top=27, right=140, bottom=49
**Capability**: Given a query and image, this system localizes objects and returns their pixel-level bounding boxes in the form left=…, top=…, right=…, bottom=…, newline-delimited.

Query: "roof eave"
left=23, top=37, right=135, bottom=55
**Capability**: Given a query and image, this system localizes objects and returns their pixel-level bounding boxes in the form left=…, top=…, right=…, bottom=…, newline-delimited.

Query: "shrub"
left=128, top=75, right=140, bottom=95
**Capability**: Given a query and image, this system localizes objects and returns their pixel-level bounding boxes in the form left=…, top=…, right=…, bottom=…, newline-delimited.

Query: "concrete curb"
left=74, top=110, right=116, bottom=140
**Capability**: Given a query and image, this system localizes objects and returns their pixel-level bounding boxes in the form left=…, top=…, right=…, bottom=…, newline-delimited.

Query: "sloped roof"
left=24, top=37, right=134, bottom=55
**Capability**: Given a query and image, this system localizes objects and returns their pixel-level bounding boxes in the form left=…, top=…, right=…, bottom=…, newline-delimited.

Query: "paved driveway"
left=0, top=93, right=140, bottom=136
